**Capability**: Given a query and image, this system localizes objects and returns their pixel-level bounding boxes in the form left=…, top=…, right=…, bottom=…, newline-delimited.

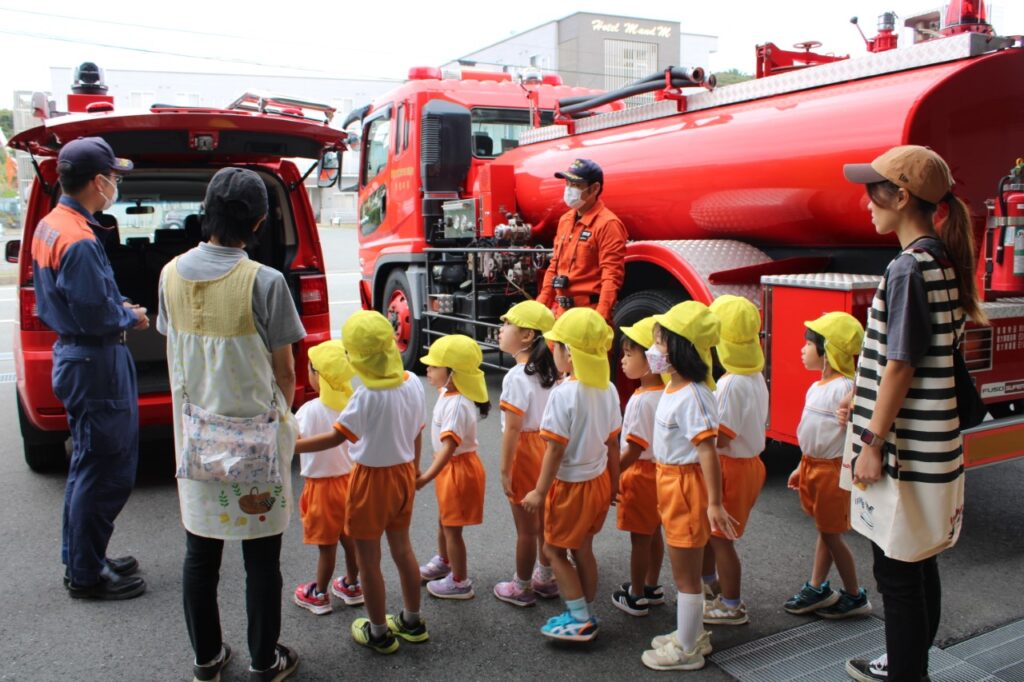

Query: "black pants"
left=872, top=542, right=941, bottom=682
left=183, top=531, right=282, bottom=671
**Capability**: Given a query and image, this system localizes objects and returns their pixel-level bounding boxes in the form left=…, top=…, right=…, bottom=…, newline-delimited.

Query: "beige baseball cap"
left=843, top=145, right=954, bottom=204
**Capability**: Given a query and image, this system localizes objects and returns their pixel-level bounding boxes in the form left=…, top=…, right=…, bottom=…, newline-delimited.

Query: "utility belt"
left=555, top=293, right=600, bottom=310
left=58, top=332, right=127, bottom=347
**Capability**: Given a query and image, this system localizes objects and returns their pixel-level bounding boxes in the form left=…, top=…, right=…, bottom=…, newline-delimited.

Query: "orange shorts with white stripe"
left=617, top=459, right=661, bottom=535
left=656, top=462, right=711, bottom=549
left=436, top=452, right=486, bottom=527
left=344, top=462, right=416, bottom=540
left=544, top=470, right=611, bottom=550
left=798, top=455, right=850, bottom=534
left=712, top=455, right=766, bottom=540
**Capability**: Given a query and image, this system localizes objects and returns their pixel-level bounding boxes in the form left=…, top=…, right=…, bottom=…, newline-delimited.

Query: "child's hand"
left=787, top=468, right=800, bottom=491
left=610, top=480, right=619, bottom=507
left=415, top=474, right=429, bottom=490
left=836, top=390, right=854, bottom=427
left=501, top=471, right=515, bottom=501
left=708, top=503, right=738, bottom=540
left=521, top=489, right=544, bottom=514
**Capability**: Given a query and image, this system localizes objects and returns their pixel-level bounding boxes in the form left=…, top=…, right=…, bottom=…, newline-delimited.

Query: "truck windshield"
left=470, top=108, right=554, bottom=159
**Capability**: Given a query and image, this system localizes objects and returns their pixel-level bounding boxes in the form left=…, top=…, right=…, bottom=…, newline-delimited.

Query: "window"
left=470, top=108, right=555, bottom=158
left=361, top=109, right=391, bottom=185
left=129, top=91, right=156, bottom=108
left=175, top=92, right=201, bottom=107
left=395, top=104, right=404, bottom=155
left=604, top=39, right=658, bottom=104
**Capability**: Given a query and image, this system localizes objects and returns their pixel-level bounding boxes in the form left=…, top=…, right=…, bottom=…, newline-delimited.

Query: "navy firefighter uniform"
left=30, top=138, right=144, bottom=595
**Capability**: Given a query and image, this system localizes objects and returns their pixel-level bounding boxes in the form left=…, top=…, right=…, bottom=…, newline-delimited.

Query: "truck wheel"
left=17, top=394, right=69, bottom=473
left=382, top=269, right=424, bottom=371
left=612, top=289, right=686, bottom=402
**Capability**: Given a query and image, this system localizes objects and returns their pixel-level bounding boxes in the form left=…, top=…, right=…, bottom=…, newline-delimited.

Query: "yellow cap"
left=501, top=300, right=555, bottom=333
left=709, top=295, right=764, bottom=376
left=653, top=301, right=721, bottom=390
left=308, top=340, right=355, bottom=412
left=341, top=310, right=405, bottom=390
left=805, top=311, right=865, bottom=379
left=621, top=316, right=658, bottom=349
left=544, top=307, right=613, bottom=388
left=420, top=334, right=488, bottom=404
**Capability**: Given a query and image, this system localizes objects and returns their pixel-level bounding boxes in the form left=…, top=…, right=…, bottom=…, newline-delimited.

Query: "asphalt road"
left=1, top=228, right=1022, bottom=681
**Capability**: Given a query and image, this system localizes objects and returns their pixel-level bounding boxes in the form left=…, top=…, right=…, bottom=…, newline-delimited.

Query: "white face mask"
left=98, top=175, right=118, bottom=211
left=563, top=185, right=586, bottom=210
left=645, top=347, right=672, bottom=374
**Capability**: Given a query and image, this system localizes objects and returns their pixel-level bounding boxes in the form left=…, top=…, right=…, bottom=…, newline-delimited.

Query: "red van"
left=6, top=95, right=344, bottom=470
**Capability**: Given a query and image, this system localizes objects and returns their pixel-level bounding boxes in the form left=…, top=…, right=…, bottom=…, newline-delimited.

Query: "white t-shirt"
left=620, top=386, right=663, bottom=461
left=335, top=372, right=427, bottom=467
left=431, top=390, right=479, bottom=456
left=499, top=363, right=553, bottom=432
left=714, top=373, right=769, bottom=459
left=797, top=376, right=854, bottom=460
left=540, top=379, right=622, bottom=483
left=653, top=382, right=719, bottom=466
left=295, top=398, right=353, bottom=478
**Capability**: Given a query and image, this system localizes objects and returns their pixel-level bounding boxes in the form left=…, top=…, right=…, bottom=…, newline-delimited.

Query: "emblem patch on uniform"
left=579, top=230, right=592, bottom=241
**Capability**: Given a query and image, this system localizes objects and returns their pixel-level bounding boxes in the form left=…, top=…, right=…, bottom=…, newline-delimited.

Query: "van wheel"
left=17, top=395, right=69, bottom=473
left=612, top=289, right=687, bottom=402
left=382, top=269, right=423, bottom=372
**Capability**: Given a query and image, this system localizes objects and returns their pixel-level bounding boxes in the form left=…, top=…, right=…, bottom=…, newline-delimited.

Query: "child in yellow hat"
left=610, top=315, right=667, bottom=618
left=521, top=307, right=622, bottom=642
left=295, top=310, right=428, bottom=654
left=493, top=301, right=561, bottom=606
left=784, top=312, right=871, bottom=621
left=701, top=295, right=769, bottom=627
left=416, top=334, right=490, bottom=601
left=292, top=340, right=362, bottom=616
left=642, top=301, right=735, bottom=672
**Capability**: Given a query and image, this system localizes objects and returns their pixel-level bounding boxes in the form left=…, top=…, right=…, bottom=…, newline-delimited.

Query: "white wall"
left=680, top=33, right=718, bottom=72
left=447, top=22, right=560, bottom=73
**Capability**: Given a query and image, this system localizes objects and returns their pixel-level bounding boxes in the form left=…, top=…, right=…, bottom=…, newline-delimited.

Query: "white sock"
left=675, top=592, right=704, bottom=652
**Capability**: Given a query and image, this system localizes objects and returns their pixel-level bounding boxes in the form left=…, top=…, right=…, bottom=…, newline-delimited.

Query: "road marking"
left=0, top=352, right=12, bottom=361
left=329, top=300, right=359, bottom=305
left=0, top=373, right=15, bottom=384
left=0, top=319, right=14, bottom=324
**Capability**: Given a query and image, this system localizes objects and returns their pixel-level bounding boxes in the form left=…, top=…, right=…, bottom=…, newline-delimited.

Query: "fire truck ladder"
left=227, top=92, right=336, bottom=124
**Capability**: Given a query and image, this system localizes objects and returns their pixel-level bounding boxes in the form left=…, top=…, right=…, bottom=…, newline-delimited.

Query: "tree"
left=0, top=109, right=12, bottom=141
left=713, top=69, right=754, bottom=86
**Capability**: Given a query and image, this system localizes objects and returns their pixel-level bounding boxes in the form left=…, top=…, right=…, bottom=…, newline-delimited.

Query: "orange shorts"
left=508, top=431, right=545, bottom=504
left=617, top=459, right=661, bottom=535
left=713, top=455, right=766, bottom=540
left=344, top=462, right=416, bottom=540
left=656, top=463, right=711, bottom=549
left=299, top=474, right=351, bottom=545
left=544, top=470, right=611, bottom=550
left=799, top=456, right=850, bottom=534
left=436, top=452, right=486, bottom=527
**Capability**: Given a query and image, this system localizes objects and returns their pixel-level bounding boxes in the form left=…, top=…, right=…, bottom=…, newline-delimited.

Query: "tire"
left=381, top=269, right=424, bottom=372
left=612, top=288, right=687, bottom=402
left=17, top=393, right=69, bottom=473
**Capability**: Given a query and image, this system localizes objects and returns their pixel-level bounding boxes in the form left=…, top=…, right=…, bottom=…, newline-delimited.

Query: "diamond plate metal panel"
left=982, top=298, right=1024, bottom=321
left=573, top=100, right=678, bottom=135
left=634, top=238, right=771, bottom=305
left=760, top=273, right=882, bottom=291
left=520, top=123, right=568, bottom=145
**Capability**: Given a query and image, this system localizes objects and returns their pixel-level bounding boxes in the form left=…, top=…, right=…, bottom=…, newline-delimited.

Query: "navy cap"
left=57, top=137, right=133, bottom=177
left=554, top=158, right=603, bottom=186
left=204, top=167, right=268, bottom=220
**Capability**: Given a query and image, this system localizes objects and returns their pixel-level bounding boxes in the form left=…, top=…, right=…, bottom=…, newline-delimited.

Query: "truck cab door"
left=358, top=105, right=392, bottom=236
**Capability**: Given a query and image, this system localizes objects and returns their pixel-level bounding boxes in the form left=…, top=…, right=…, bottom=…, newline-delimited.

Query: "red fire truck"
left=350, top=2, right=1024, bottom=468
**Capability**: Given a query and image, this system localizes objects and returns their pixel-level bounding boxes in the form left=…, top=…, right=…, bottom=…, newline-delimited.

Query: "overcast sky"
left=2, top=1, right=1021, bottom=101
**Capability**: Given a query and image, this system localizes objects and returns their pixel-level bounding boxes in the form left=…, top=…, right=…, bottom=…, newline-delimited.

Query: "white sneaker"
left=650, top=629, right=712, bottom=656
left=703, top=595, right=749, bottom=625
left=418, top=554, right=450, bottom=582
left=641, top=639, right=705, bottom=671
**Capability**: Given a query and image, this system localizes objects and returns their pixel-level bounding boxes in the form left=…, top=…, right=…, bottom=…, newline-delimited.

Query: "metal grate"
left=0, top=373, right=15, bottom=384
left=946, top=619, right=1024, bottom=681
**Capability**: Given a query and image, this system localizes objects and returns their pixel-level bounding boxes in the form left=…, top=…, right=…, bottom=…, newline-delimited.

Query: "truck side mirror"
left=317, top=150, right=341, bottom=188
left=420, top=100, right=472, bottom=193
left=5, top=239, right=20, bottom=264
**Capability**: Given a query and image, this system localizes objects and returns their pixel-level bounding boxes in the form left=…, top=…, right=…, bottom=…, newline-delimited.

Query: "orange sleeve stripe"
left=540, top=429, right=570, bottom=445
left=499, top=400, right=525, bottom=416
left=440, top=430, right=463, bottom=446
left=609, top=428, right=622, bottom=441
left=333, top=422, right=360, bottom=443
left=626, top=434, right=650, bottom=450
left=691, top=429, right=718, bottom=446
left=718, top=424, right=737, bottom=439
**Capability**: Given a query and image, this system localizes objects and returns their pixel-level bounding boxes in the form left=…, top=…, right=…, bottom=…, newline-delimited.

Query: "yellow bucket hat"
left=621, top=316, right=658, bottom=349
left=420, top=334, right=488, bottom=403
left=341, top=310, right=405, bottom=390
left=805, top=312, right=865, bottom=379
left=501, top=300, right=555, bottom=333
left=544, top=307, right=613, bottom=388
left=709, top=295, right=764, bottom=375
left=307, top=340, right=355, bottom=412
left=653, top=301, right=721, bottom=390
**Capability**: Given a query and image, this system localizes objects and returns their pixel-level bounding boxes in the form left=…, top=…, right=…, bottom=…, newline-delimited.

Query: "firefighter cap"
left=501, top=300, right=555, bottom=333
left=544, top=307, right=614, bottom=388
left=341, top=310, right=405, bottom=390
left=804, top=311, right=865, bottom=379
left=307, top=340, right=355, bottom=412
left=843, top=145, right=954, bottom=205
left=709, top=295, right=764, bottom=375
left=57, top=137, right=133, bottom=178
left=654, top=301, right=722, bottom=390
left=420, top=334, right=488, bottom=404
left=555, top=158, right=603, bottom=186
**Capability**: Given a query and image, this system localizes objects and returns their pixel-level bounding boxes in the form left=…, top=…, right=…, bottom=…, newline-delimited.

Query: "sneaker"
left=611, top=587, right=649, bottom=617
left=427, top=574, right=475, bottom=600
left=330, top=576, right=364, bottom=606
left=192, top=644, right=231, bottom=682
left=292, top=581, right=331, bottom=615
left=531, top=566, right=559, bottom=599
left=702, top=579, right=720, bottom=601
left=845, top=654, right=888, bottom=681
left=419, top=554, right=451, bottom=582
left=703, top=595, right=749, bottom=625
left=618, top=581, right=665, bottom=606
left=494, top=579, right=537, bottom=607
left=818, top=588, right=872, bottom=619
left=641, top=639, right=705, bottom=672
left=248, top=644, right=298, bottom=681
left=350, top=618, right=399, bottom=655
left=650, top=629, right=712, bottom=656
left=540, top=610, right=599, bottom=642
left=783, top=580, right=840, bottom=614
left=386, top=612, right=430, bottom=643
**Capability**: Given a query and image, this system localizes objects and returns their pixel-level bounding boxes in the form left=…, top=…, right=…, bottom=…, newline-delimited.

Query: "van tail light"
left=20, top=287, right=49, bottom=332
left=299, top=275, right=329, bottom=316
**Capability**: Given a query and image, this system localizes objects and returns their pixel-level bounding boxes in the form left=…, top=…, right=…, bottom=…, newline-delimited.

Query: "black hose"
left=560, top=77, right=703, bottom=117
left=557, top=66, right=706, bottom=115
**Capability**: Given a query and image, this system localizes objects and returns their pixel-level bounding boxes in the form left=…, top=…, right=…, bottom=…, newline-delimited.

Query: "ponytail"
left=939, top=193, right=988, bottom=326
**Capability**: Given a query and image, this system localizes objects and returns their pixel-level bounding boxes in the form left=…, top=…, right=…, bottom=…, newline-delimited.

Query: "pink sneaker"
left=293, top=581, right=332, bottom=615
left=427, top=574, right=475, bottom=600
left=419, top=554, right=451, bottom=582
left=531, top=567, right=559, bottom=599
left=330, top=576, right=364, bottom=606
left=494, top=578, right=537, bottom=607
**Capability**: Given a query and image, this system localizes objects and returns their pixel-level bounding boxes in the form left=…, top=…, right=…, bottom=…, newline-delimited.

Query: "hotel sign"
left=591, top=19, right=673, bottom=39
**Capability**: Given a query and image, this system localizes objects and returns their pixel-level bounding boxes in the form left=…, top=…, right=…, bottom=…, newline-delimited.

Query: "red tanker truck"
left=347, top=2, right=1024, bottom=468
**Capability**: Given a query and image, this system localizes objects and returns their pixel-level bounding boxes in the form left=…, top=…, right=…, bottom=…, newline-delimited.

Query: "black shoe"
left=845, top=655, right=887, bottom=681
left=249, top=644, right=299, bottom=681
left=64, top=556, right=140, bottom=588
left=67, top=571, right=146, bottom=601
left=193, top=644, right=231, bottom=682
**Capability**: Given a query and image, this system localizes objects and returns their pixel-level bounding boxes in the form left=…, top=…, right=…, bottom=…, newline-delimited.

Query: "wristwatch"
left=859, top=429, right=880, bottom=447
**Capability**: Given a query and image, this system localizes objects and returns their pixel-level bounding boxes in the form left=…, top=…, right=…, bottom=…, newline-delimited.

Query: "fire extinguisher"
left=987, top=159, right=1024, bottom=296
